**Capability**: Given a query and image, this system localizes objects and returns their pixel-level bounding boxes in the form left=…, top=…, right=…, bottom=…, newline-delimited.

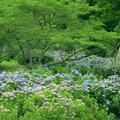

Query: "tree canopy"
left=0, top=0, right=120, bottom=65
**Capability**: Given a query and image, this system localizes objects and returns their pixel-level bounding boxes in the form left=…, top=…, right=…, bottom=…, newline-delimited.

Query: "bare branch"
left=46, top=48, right=87, bottom=66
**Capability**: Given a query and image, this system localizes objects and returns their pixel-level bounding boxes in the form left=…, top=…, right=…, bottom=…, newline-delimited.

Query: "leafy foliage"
left=0, top=1, right=120, bottom=119
left=0, top=68, right=118, bottom=120
left=0, top=0, right=120, bottom=66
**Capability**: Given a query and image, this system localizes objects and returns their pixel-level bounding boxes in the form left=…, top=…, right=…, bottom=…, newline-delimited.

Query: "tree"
left=0, top=0, right=120, bottom=66
left=97, top=0, right=120, bottom=32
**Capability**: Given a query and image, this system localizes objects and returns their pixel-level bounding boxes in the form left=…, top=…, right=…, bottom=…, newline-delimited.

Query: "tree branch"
left=46, top=48, right=87, bottom=66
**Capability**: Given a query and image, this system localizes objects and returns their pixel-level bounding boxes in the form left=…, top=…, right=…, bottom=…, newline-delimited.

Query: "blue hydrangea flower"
left=101, top=82, right=106, bottom=88
left=0, top=71, right=7, bottom=79
left=84, top=80, right=90, bottom=85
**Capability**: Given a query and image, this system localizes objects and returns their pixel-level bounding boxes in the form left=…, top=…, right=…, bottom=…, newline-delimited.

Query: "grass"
left=0, top=60, right=27, bottom=72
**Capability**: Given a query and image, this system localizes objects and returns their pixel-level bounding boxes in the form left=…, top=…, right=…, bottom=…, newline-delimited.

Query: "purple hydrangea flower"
left=84, top=80, right=90, bottom=85
left=0, top=71, right=7, bottom=79
left=101, top=82, right=106, bottom=88
left=94, top=79, right=98, bottom=83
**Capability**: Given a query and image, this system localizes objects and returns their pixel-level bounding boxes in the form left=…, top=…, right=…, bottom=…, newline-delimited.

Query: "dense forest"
left=0, top=0, right=120, bottom=120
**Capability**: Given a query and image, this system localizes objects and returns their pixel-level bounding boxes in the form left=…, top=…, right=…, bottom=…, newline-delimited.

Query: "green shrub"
left=0, top=92, right=115, bottom=120
left=0, top=60, right=26, bottom=72
left=108, top=94, right=120, bottom=118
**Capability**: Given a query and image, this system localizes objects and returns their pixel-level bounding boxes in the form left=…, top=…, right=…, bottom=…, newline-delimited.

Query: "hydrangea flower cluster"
left=0, top=68, right=119, bottom=119
left=70, top=55, right=114, bottom=70
left=0, top=69, right=119, bottom=103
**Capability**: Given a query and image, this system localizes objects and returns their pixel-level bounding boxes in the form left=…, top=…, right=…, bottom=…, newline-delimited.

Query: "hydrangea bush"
left=68, top=55, right=118, bottom=77
left=0, top=67, right=119, bottom=119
